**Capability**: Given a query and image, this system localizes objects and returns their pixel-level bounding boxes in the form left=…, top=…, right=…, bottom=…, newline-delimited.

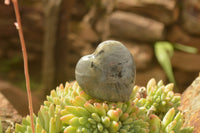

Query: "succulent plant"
left=161, top=108, right=193, bottom=133
left=1, top=41, right=193, bottom=133
left=149, top=108, right=193, bottom=133
left=60, top=83, right=149, bottom=133
left=137, top=79, right=181, bottom=119
left=14, top=104, right=62, bottom=133
left=10, top=79, right=193, bottom=133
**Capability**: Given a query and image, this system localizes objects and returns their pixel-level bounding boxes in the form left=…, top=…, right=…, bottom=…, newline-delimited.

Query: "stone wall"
left=0, top=0, right=200, bottom=91
left=71, top=0, right=200, bottom=91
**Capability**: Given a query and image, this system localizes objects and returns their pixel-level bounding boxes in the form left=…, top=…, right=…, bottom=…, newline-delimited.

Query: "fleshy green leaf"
left=154, top=41, right=176, bottom=85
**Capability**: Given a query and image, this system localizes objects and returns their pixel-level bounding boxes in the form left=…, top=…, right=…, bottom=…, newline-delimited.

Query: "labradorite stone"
left=75, top=40, right=136, bottom=102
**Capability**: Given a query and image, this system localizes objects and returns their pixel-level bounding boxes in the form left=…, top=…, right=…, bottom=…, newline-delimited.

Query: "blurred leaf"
left=174, top=43, right=198, bottom=54
left=154, top=42, right=176, bottom=85
left=154, top=41, right=198, bottom=88
left=0, top=118, right=2, bottom=133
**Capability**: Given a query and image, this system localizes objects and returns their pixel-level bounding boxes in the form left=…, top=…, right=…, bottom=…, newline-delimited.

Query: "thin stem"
left=11, top=0, right=35, bottom=132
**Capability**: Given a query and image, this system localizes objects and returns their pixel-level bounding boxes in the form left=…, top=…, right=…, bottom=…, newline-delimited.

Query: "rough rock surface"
left=0, top=92, right=21, bottom=131
left=179, top=73, right=200, bottom=133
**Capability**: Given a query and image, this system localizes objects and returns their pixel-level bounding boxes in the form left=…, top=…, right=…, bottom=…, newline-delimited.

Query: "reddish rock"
left=109, top=11, right=164, bottom=42
left=0, top=92, right=22, bottom=131
left=179, top=74, right=200, bottom=133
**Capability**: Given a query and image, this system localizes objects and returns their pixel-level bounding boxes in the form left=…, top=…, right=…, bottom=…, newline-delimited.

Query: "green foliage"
left=137, top=79, right=180, bottom=119
left=9, top=79, right=193, bottom=133
left=154, top=41, right=198, bottom=88
left=0, top=118, right=2, bottom=133
left=174, top=43, right=198, bottom=54
left=148, top=108, right=193, bottom=133
left=154, top=42, right=176, bottom=84
left=15, top=105, right=62, bottom=133
left=61, top=84, right=149, bottom=133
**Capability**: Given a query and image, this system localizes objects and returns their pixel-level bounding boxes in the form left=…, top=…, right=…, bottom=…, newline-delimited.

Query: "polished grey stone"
left=75, top=40, right=136, bottom=102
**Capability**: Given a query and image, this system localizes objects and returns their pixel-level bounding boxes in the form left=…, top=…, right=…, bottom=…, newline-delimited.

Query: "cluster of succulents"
left=0, top=78, right=192, bottom=133
left=136, top=79, right=181, bottom=119
left=14, top=104, right=62, bottom=133
left=60, top=83, right=149, bottom=133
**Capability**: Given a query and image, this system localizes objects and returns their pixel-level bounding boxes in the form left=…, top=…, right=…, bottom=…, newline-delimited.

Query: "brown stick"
left=7, top=0, right=35, bottom=132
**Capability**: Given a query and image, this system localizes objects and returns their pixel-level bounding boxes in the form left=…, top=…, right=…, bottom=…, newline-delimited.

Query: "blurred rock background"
left=0, top=0, right=200, bottom=115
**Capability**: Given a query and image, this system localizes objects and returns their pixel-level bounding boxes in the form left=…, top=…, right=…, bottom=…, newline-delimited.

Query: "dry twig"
left=4, top=0, right=35, bottom=133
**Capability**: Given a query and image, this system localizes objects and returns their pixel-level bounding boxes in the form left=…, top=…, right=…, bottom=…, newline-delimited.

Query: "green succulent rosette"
left=137, top=79, right=181, bottom=118
left=14, top=104, right=62, bottom=133
left=9, top=79, right=193, bottom=133
left=149, top=107, right=193, bottom=133
left=60, top=83, right=149, bottom=133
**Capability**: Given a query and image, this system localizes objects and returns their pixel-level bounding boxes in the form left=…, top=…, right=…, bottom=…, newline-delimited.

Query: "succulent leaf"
left=12, top=79, right=192, bottom=133
left=160, top=108, right=193, bottom=133
left=138, top=79, right=181, bottom=119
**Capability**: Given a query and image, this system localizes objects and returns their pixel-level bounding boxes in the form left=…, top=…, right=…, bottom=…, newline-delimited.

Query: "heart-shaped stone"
left=75, top=40, right=136, bottom=102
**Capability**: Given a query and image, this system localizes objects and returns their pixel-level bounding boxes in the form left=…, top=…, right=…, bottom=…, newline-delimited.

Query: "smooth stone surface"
left=75, top=40, right=136, bottom=102
left=115, top=0, right=178, bottom=25
left=109, top=11, right=164, bottom=42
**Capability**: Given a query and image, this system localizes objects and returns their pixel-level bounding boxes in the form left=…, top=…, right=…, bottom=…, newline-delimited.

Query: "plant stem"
left=11, top=0, right=35, bottom=132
